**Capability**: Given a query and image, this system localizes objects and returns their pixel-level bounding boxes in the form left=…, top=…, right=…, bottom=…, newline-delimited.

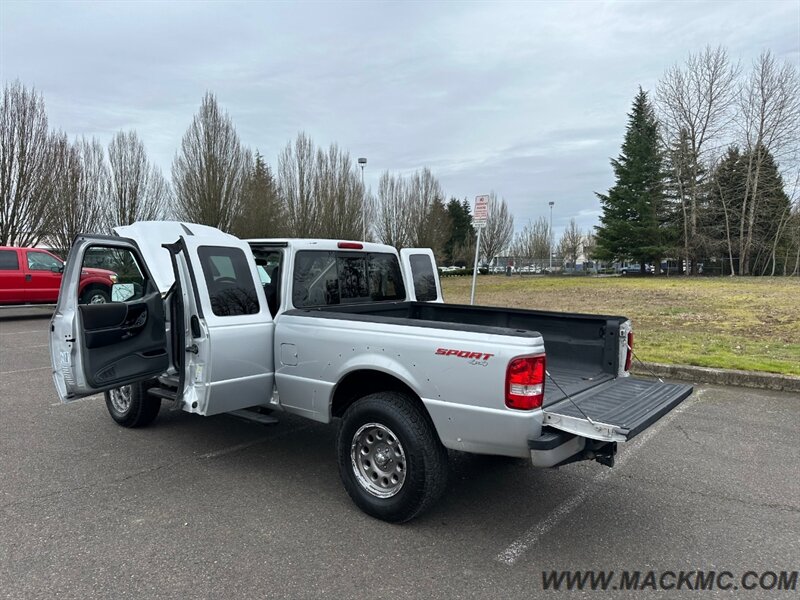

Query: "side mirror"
left=111, top=283, right=135, bottom=302
left=255, top=258, right=268, bottom=266
left=51, top=265, right=64, bottom=273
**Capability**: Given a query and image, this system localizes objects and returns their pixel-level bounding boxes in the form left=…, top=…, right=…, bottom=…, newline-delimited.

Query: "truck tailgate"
left=542, top=377, right=693, bottom=443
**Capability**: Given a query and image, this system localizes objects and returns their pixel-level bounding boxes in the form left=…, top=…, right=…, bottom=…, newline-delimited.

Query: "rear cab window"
left=197, top=246, right=260, bottom=316
left=292, top=250, right=405, bottom=308
left=0, top=249, right=20, bottom=270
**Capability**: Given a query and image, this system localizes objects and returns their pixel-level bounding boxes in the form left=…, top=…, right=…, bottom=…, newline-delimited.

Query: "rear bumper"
left=529, top=430, right=585, bottom=467
left=528, top=429, right=617, bottom=468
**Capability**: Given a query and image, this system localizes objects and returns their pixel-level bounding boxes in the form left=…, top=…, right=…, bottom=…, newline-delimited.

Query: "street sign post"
left=473, top=194, right=489, bottom=228
left=470, top=195, right=490, bottom=305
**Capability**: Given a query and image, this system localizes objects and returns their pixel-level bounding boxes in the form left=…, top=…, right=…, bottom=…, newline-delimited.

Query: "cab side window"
left=27, top=251, right=62, bottom=271
left=197, top=246, right=260, bottom=317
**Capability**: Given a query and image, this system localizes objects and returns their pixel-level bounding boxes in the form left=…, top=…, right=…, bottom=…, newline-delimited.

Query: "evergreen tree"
left=417, top=196, right=451, bottom=264
left=707, top=145, right=791, bottom=275
left=706, top=146, right=745, bottom=274
left=595, top=88, right=666, bottom=268
left=232, top=151, right=284, bottom=238
left=444, top=197, right=474, bottom=264
left=662, top=128, right=701, bottom=272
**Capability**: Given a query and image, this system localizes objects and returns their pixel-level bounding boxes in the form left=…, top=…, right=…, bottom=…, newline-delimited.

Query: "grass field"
left=440, top=275, right=800, bottom=376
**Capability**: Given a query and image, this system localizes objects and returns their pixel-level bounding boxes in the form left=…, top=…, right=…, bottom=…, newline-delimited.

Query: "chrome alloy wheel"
left=88, top=292, right=107, bottom=304
left=109, top=385, right=132, bottom=414
left=350, top=423, right=407, bottom=498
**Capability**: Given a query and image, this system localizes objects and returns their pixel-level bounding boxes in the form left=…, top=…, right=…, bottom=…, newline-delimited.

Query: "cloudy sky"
left=2, top=0, right=798, bottom=238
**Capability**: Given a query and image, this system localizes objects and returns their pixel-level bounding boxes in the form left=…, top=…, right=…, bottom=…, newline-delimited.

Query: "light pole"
left=548, top=201, right=554, bottom=272
left=358, top=157, right=367, bottom=241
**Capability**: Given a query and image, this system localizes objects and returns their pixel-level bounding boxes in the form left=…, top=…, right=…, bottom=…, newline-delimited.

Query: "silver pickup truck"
left=50, top=221, right=692, bottom=522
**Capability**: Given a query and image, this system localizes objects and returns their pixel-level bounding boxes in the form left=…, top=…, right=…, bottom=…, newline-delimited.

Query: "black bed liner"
left=289, top=300, right=630, bottom=381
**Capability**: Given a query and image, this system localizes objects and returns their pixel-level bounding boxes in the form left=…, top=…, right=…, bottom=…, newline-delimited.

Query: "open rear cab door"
left=50, top=235, right=170, bottom=402
left=399, top=248, right=443, bottom=303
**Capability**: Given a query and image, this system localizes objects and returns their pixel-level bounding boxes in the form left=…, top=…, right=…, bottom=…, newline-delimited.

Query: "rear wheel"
left=336, top=392, right=448, bottom=523
left=104, top=382, right=161, bottom=428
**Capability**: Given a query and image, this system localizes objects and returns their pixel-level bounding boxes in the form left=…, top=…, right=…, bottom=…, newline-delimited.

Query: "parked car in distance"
left=0, top=246, right=117, bottom=305
left=619, top=264, right=653, bottom=275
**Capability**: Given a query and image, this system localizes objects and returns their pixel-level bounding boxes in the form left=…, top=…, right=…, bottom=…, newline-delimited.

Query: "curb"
left=632, top=362, right=800, bottom=394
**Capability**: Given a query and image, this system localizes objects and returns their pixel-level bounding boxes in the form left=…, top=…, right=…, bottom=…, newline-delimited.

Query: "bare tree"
left=278, top=132, right=318, bottom=237
left=106, top=131, right=170, bottom=228
left=49, top=136, right=107, bottom=253
left=479, top=192, right=514, bottom=262
left=0, top=81, right=57, bottom=246
left=314, top=143, right=365, bottom=239
left=173, top=92, right=250, bottom=231
left=375, top=171, right=413, bottom=249
left=657, top=46, right=739, bottom=274
left=558, top=218, right=583, bottom=267
left=582, top=232, right=597, bottom=263
left=407, top=167, right=445, bottom=248
left=737, top=51, right=800, bottom=275
left=512, top=217, right=550, bottom=262
left=277, top=133, right=367, bottom=239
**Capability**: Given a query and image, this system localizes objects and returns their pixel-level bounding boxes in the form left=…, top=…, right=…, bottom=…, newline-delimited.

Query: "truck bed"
left=288, top=301, right=628, bottom=405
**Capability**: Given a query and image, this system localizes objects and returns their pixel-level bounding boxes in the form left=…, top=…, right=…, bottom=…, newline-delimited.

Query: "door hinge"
left=185, top=344, right=199, bottom=354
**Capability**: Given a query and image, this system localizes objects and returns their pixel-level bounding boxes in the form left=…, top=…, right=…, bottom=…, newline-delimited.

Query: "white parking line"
left=200, top=424, right=313, bottom=459
left=0, top=344, right=49, bottom=349
left=0, top=330, right=48, bottom=335
left=0, top=366, right=50, bottom=375
left=496, top=389, right=706, bottom=566
left=50, top=395, right=101, bottom=406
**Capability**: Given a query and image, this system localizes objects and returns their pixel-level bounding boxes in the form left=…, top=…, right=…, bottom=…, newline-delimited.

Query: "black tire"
left=104, top=381, right=161, bottom=428
left=81, top=286, right=110, bottom=305
left=336, top=392, right=448, bottom=523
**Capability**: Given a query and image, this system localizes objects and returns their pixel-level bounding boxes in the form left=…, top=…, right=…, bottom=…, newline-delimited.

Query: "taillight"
left=505, top=355, right=546, bottom=410
left=625, top=332, right=634, bottom=371
left=337, top=242, right=363, bottom=249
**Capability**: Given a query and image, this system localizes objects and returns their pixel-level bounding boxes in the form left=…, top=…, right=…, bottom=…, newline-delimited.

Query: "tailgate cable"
left=629, top=344, right=664, bottom=383
left=545, top=369, right=598, bottom=427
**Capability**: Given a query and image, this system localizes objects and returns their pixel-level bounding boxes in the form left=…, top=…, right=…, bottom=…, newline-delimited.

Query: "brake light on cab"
left=505, top=355, right=546, bottom=410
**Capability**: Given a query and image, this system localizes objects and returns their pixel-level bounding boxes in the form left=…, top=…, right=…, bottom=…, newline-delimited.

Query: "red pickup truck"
left=0, top=246, right=116, bottom=305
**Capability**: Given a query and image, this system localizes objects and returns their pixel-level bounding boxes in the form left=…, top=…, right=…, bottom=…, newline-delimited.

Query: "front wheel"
left=104, top=382, right=161, bottom=428
left=336, top=392, right=448, bottom=523
left=81, top=287, right=110, bottom=304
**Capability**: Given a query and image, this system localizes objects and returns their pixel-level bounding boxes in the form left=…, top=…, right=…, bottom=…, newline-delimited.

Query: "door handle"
left=25, top=274, right=32, bottom=281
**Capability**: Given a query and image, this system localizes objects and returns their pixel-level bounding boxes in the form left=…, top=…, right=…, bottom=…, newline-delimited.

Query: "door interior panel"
left=79, top=303, right=128, bottom=332
left=78, top=289, right=169, bottom=388
left=80, top=302, right=150, bottom=349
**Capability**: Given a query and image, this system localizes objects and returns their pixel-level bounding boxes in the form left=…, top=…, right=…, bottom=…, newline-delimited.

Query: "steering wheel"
left=214, top=277, right=238, bottom=286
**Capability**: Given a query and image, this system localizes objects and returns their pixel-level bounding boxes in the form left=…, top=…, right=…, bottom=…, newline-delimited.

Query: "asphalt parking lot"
left=1, top=313, right=798, bottom=599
